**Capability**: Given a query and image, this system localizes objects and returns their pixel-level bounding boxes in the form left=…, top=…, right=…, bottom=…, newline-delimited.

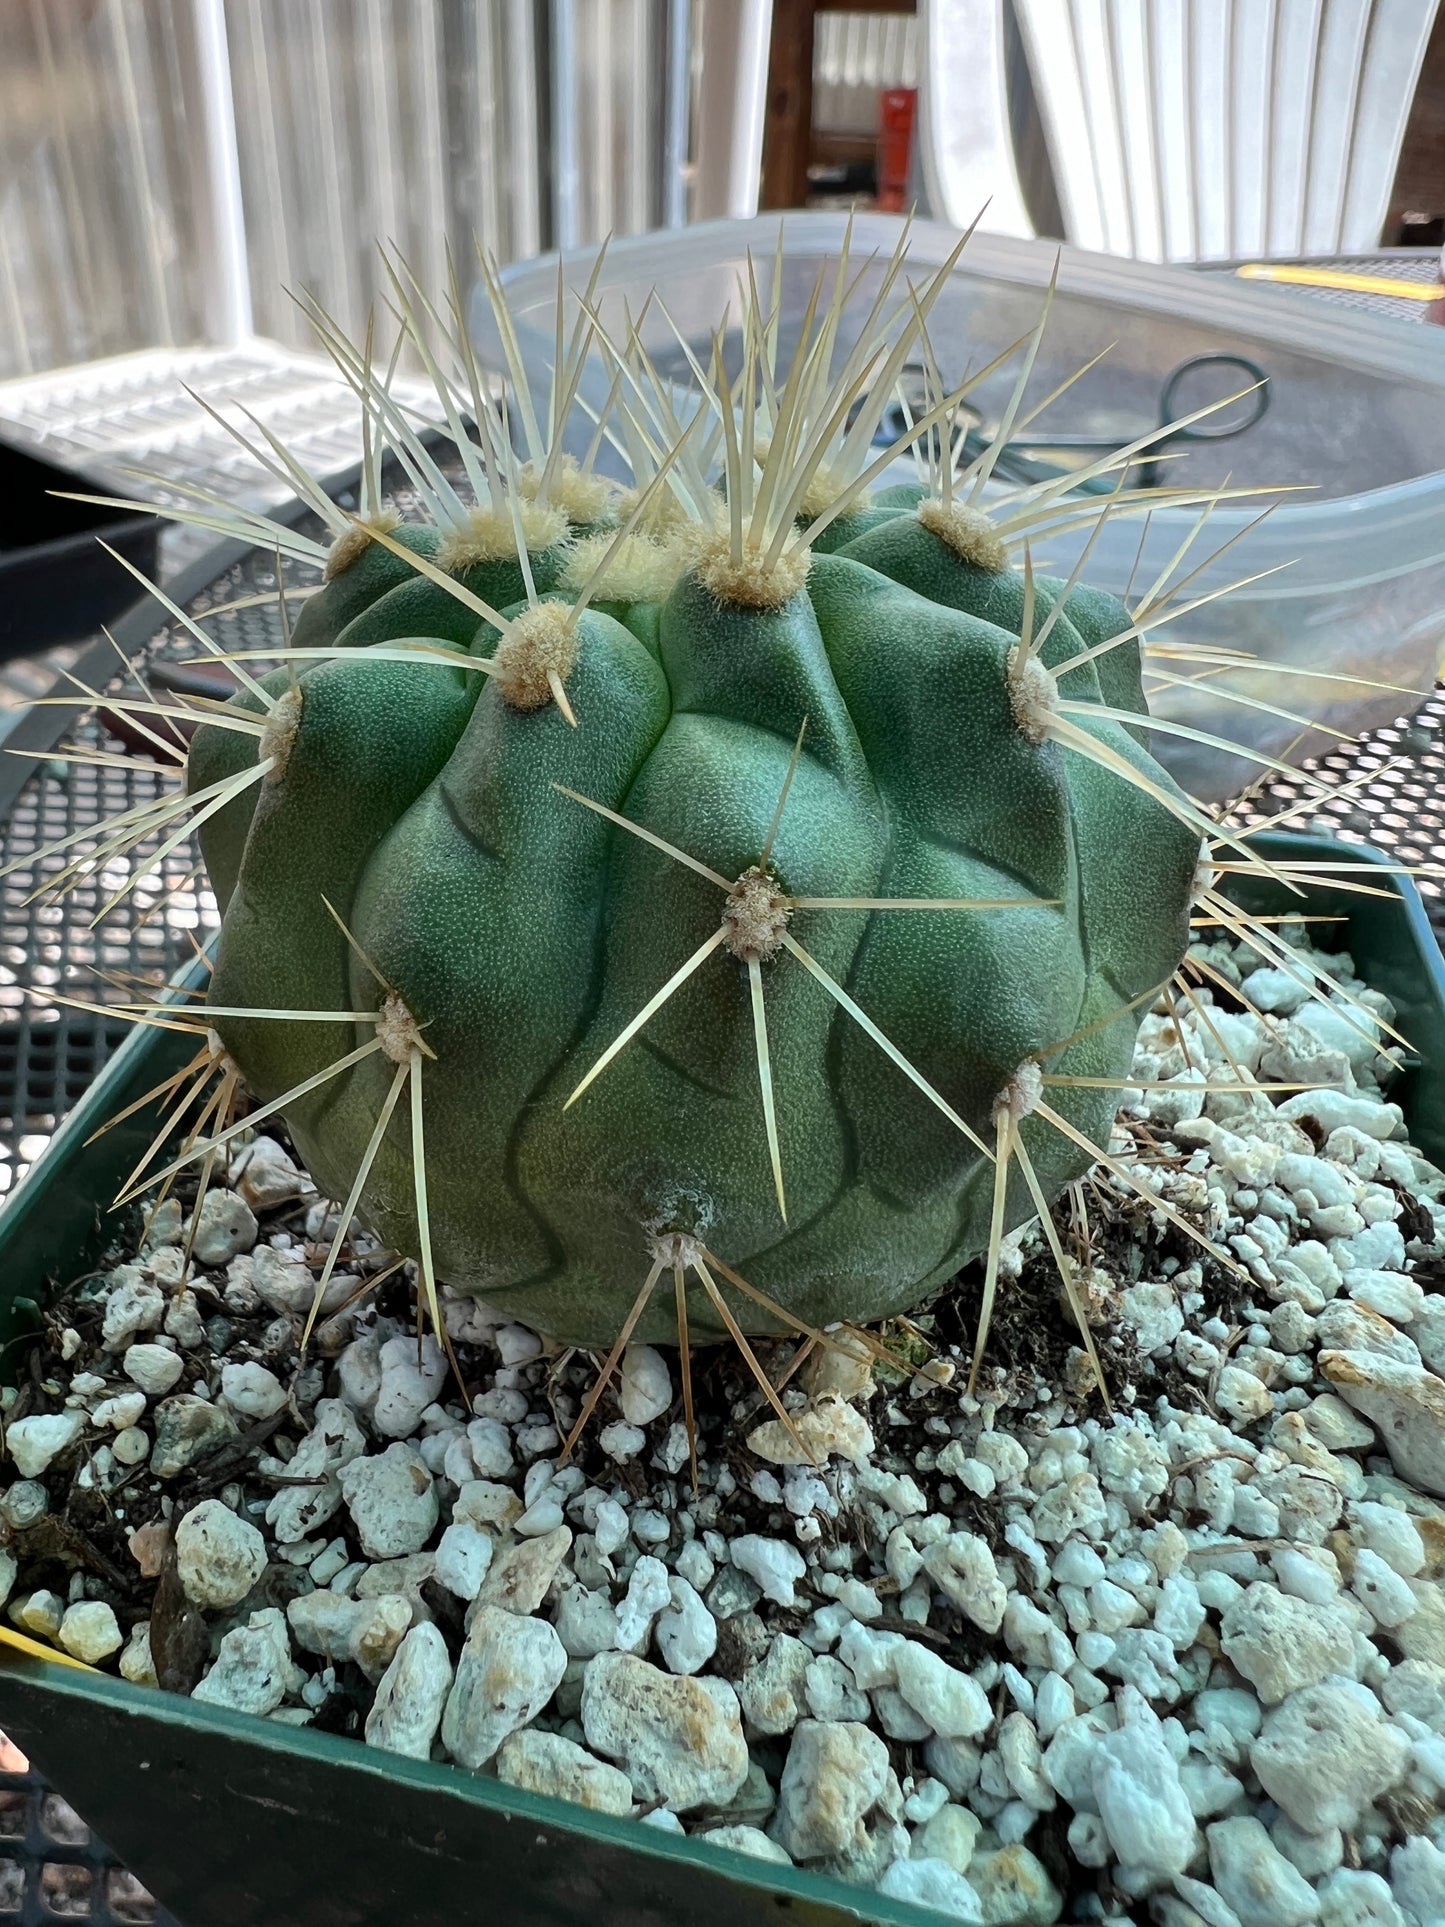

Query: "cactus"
left=57, top=233, right=1349, bottom=1412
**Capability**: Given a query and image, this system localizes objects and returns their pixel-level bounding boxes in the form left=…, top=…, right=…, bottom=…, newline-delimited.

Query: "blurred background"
left=4, top=0, right=1438, bottom=387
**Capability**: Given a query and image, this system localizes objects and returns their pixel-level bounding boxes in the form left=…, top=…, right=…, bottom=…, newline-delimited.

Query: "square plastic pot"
left=1, top=834, right=1441, bottom=1926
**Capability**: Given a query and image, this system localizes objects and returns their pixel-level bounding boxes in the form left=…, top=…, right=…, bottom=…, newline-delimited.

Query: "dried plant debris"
left=6, top=924, right=1445, bottom=1923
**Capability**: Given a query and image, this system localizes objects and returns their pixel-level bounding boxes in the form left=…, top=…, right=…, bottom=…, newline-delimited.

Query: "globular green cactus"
left=171, top=239, right=1216, bottom=1377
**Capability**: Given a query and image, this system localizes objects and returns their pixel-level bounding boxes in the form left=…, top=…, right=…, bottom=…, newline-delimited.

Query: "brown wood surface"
left=759, top=0, right=918, bottom=211
left=1389, top=6, right=1445, bottom=233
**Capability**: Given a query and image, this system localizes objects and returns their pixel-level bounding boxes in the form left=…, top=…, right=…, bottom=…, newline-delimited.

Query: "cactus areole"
left=187, top=252, right=1202, bottom=1350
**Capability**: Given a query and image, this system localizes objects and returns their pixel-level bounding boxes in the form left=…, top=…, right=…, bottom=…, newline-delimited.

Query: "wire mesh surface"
left=0, top=1764, right=176, bottom=1925
left=1203, top=248, right=1444, bottom=320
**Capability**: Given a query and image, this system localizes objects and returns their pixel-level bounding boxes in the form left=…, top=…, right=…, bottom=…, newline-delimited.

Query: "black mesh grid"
left=0, top=1767, right=177, bottom=1925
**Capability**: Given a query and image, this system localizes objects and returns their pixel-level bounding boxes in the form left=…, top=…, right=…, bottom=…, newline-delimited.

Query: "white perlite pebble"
left=893, top=1641, right=992, bottom=1740
left=233, top=1135, right=308, bottom=1209
left=373, top=1335, right=448, bottom=1439
left=1207, top=1816, right=1320, bottom=1927
left=101, top=1272, right=165, bottom=1347
left=365, top=1623, right=454, bottom=1759
left=1320, top=1350, right=1445, bottom=1497
left=730, top=1534, right=807, bottom=1608
left=598, top=1420, right=646, bottom=1463
left=495, top=1730, right=635, bottom=1816
left=433, top=1522, right=493, bottom=1601
left=175, top=1499, right=268, bottom=1610
left=1251, top=1682, right=1410, bottom=1832
left=122, top=1344, right=185, bottom=1396
left=1351, top=1502, right=1425, bottom=1578
left=1220, top=1583, right=1356, bottom=1704
left=618, top=1343, right=672, bottom=1425
left=700, top=1825, right=792, bottom=1866
left=1391, top=1837, right=1445, bottom=1924
left=1090, top=1700, right=1197, bottom=1881
left=219, top=1361, right=287, bottom=1421
left=581, top=1652, right=748, bottom=1812
left=654, top=1576, right=717, bottom=1676
left=187, top=1189, right=258, bottom=1266
left=747, top=1394, right=874, bottom=1466
left=1350, top=1547, right=1418, bottom=1628
left=442, top=1605, right=567, bottom=1770
left=265, top=1397, right=366, bottom=1544
left=923, top=1533, right=1008, bottom=1634
left=339, top=1443, right=439, bottom=1560
left=92, top=1392, right=147, bottom=1431
left=772, top=1719, right=902, bottom=1865
left=5, top=1411, right=83, bottom=1477
left=57, top=1601, right=122, bottom=1664
left=193, top=1609, right=295, bottom=1717
left=287, top=1591, right=413, bottom=1682
left=968, top=1846, right=1062, bottom=1927
left=10, top=1591, right=63, bottom=1638
left=876, top=1857, right=982, bottom=1922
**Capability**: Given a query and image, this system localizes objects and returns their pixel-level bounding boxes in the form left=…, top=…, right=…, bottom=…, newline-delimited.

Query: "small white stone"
left=1350, top=1501, right=1425, bottom=1578
left=91, top=1392, right=147, bottom=1431
left=474, top=1525, right=571, bottom=1615
left=219, top=1360, right=287, bottom=1421
left=495, top=1322, right=543, bottom=1366
left=57, top=1601, right=122, bottom=1664
left=1216, top=1365, right=1275, bottom=1425
left=339, top=1443, right=439, bottom=1560
left=730, top=1534, right=806, bottom=1608
left=592, top=1498, right=629, bottom=1558
left=112, top=1426, right=150, bottom=1467
left=582, top=1651, right=748, bottom=1811
left=10, top=1590, right=63, bottom=1638
left=1350, top=1547, right=1418, bottom=1628
left=1206, top=1816, right=1319, bottom=1927
left=1391, top=1836, right=1445, bottom=1925
left=968, top=1845, right=1062, bottom=1926
left=118, top=1622, right=157, bottom=1686
left=923, top=1532, right=1007, bottom=1634
left=772, top=1718, right=901, bottom=1862
left=287, top=1590, right=413, bottom=1682
left=893, top=1640, right=992, bottom=1740
left=373, top=1334, right=448, bottom=1439
left=6, top=1411, right=83, bottom=1477
left=193, top=1609, right=295, bottom=1716
left=1321, top=1349, right=1445, bottom=1497
left=365, top=1622, right=454, bottom=1759
left=265, top=1397, right=367, bottom=1544
left=233, top=1135, right=309, bottom=1210
left=654, top=1575, right=716, bottom=1676
left=738, top=1634, right=812, bottom=1736
left=441, top=1604, right=566, bottom=1769
left=1348, top=1270, right=1425, bottom=1326
left=101, top=1271, right=165, bottom=1347
left=433, top=1521, right=494, bottom=1600
left=122, top=1344, right=185, bottom=1397
left=618, top=1343, right=672, bottom=1425
left=1251, top=1681, right=1409, bottom=1832
left=1220, top=1583, right=1356, bottom=1704
left=175, top=1498, right=268, bottom=1610
left=496, top=1729, right=635, bottom=1815
left=187, top=1189, right=258, bottom=1266
left=877, top=1857, right=982, bottom=1921
left=701, top=1824, right=792, bottom=1865
left=747, top=1394, right=874, bottom=1466
left=1091, top=1701, right=1197, bottom=1879
left=598, top=1420, right=646, bottom=1463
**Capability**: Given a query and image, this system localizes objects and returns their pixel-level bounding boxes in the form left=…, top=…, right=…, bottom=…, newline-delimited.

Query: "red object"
left=877, top=87, right=917, bottom=212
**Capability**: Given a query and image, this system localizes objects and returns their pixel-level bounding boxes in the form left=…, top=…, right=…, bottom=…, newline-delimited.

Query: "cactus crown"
left=43, top=225, right=1379, bottom=1444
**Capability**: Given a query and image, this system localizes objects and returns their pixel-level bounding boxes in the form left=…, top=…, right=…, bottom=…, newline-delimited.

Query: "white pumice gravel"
left=14, top=921, right=1445, bottom=1923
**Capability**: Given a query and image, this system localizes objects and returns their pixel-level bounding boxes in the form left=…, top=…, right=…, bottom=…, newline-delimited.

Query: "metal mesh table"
left=0, top=1757, right=177, bottom=1926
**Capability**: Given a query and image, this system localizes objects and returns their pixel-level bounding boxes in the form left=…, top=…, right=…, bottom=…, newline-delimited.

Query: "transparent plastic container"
left=486, top=214, right=1445, bottom=800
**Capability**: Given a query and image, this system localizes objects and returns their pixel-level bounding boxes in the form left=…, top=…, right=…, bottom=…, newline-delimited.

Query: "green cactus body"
left=194, top=489, right=1199, bottom=1348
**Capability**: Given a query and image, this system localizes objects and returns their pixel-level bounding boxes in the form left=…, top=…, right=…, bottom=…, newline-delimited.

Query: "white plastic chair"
left=920, top=0, right=1440, bottom=260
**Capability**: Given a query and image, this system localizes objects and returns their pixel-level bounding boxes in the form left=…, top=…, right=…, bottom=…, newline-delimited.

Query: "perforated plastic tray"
left=0, top=1762, right=176, bottom=1925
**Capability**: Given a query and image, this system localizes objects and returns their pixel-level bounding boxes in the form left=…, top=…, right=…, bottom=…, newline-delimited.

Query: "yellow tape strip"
left=0, top=1625, right=99, bottom=1673
left=1237, top=262, right=1443, bottom=302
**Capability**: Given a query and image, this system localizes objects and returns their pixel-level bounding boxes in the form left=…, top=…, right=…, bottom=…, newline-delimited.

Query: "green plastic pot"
left=1, top=832, right=1441, bottom=1927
